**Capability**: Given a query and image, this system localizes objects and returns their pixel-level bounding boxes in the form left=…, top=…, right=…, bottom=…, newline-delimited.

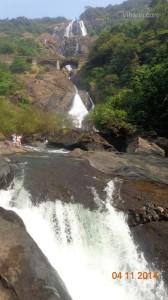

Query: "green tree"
left=0, top=71, right=22, bottom=95
left=10, top=57, right=30, bottom=73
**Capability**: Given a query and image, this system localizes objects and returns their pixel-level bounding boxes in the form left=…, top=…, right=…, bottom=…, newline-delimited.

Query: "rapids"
left=0, top=152, right=167, bottom=300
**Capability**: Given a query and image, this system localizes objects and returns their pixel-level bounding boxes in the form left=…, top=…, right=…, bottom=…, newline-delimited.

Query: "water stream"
left=0, top=152, right=167, bottom=300
left=68, top=86, right=88, bottom=128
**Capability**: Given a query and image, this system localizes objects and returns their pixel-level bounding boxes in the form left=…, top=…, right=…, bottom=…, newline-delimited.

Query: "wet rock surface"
left=0, top=141, right=31, bottom=155
left=9, top=152, right=111, bottom=209
left=0, top=207, right=73, bottom=300
left=126, top=204, right=168, bottom=227
left=75, top=151, right=168, bottom=184
left=0, top=155, right=13, bottom=189
left=131, top=222, right=168, bottom=287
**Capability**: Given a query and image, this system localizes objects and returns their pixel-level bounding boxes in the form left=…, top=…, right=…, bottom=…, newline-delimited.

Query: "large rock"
left=11, top=71, right=75, bottom=113
left=0, top=207, right=73, bottom=300
left=77, top=151, right=168, bottom=184
left=49, top=129, right=117, bottom=152
left=118, top=177, right=168, bottom=285
left=126, top=136, right=165, bottom=156
left=0, top=155, right=13, bottom=189
left=131, top=222, right=168, bottom=286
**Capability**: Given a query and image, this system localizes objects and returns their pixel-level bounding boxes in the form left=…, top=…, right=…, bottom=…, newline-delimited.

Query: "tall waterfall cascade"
left=0, top=165, right=167, bottom=300
left=68, top=86, right=88, bottom=128
left=79, top=21, right=87, bottom=36
left=64, top=19, right=87, bottom=38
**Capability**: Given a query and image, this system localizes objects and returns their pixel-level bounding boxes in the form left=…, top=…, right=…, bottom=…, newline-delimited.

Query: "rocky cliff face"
left=12, top=71, right=75, bottom=113
left=0, top=19, right=95, bottom=115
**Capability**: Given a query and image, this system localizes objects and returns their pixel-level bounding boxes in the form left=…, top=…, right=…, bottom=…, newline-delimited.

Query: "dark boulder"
left=0, top=207, right=73, bottom=300
left=49, top=129, right=117, bottom=152
left=131, top=222, right=168, bottom=287
left=0, top=155, right=13, bottom=189
left=154, top=136, right=168, bottom=157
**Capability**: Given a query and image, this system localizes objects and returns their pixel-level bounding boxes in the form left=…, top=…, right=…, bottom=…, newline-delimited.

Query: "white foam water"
left=69, top=92, right=88, bottom=128
left=0, top=174, right=167, bottom=300
left=24, top=145, right=69, bottom=154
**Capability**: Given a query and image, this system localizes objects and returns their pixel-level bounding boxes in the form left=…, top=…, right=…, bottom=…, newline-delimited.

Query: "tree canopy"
left=81, top=0, right=168, bottom=136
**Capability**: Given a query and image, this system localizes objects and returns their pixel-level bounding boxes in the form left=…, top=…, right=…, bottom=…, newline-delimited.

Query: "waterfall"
left=64, top=19, right=87, bottom=38
left=53, top=26, right=58, bottom=37
left=87, top=92, right=95, bottom=110
left=65, top=64, right=73, bottom=72
left=68, top=86, right=88, bottom=128
left=0, top=167, right=167, bottom=300
left=74, top=42, right=79, bottom=56
left=64, top=20, right=75, bottom=38
left=79, top=21, right=87, bottom=36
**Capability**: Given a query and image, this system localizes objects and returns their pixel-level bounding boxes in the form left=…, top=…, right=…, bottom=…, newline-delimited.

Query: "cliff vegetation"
left=81, top=0, right=168, bottom=136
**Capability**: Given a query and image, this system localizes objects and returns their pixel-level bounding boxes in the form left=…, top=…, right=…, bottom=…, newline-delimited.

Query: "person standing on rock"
left=16, top=135, right=22, bottom=147
left=12, top=133, right=17, bottom=147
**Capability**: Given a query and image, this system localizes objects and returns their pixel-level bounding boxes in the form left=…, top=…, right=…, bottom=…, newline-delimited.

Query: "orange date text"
left=111, top=272, right=159, bottom=280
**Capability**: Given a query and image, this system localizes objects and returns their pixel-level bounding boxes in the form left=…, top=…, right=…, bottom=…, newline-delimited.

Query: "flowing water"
left=64, top=19, right=87, bottom=38
left=0, top=151, right=167, bottom=300
left=79, top=21, right=87, bottom=36
left=69, top=86, right=88, bottom=128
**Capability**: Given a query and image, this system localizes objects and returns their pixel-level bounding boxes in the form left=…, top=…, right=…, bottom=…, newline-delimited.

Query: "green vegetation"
left=10, top=56, right=31, bottom=73
left=0, top=97, right=73, bottom=137
left=0, top=66, right=23, bottom=95
left=81, top=0, right=151, bottom=35
left=0, top=0, right=167, bottom=137
left=82, top=0, right=168, bottom=136
left=0, top=16, right=67, bottom=36
left=0, top=15, right=74, bottom=138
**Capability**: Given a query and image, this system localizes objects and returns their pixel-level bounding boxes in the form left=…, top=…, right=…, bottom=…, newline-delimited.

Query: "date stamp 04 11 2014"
left=112, top=272, right=159, bottom=280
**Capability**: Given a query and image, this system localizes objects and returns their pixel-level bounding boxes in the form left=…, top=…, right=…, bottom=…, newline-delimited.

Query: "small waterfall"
left=53, top=26, right=58, bottom=37
left=87, top=92, right=95, bottom=110
left=74, top=42, right=79, bottom=56
left=69, top=86, right=88, bottom=128
left=0, top=170, right=167, bottom=300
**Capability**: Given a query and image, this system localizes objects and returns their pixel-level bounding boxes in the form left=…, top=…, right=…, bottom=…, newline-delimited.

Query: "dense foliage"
left=0, top=97, right=73, bottom=137
left=0, top=16, right=67, bottom=36
left=80, top=0, right=151, bottom=35
left=0, top=63, right=23, bottom=95
left=0, top=0, right=167, bottom=137
left=0, top=16, right=73, bottom=137
left=81, top=0, right=168, bottom=136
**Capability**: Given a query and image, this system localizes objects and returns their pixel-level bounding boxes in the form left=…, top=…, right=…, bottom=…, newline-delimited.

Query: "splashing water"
left=0, top=168, right=167, bottom=300
left=69, top=87, right=88, bottom=128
